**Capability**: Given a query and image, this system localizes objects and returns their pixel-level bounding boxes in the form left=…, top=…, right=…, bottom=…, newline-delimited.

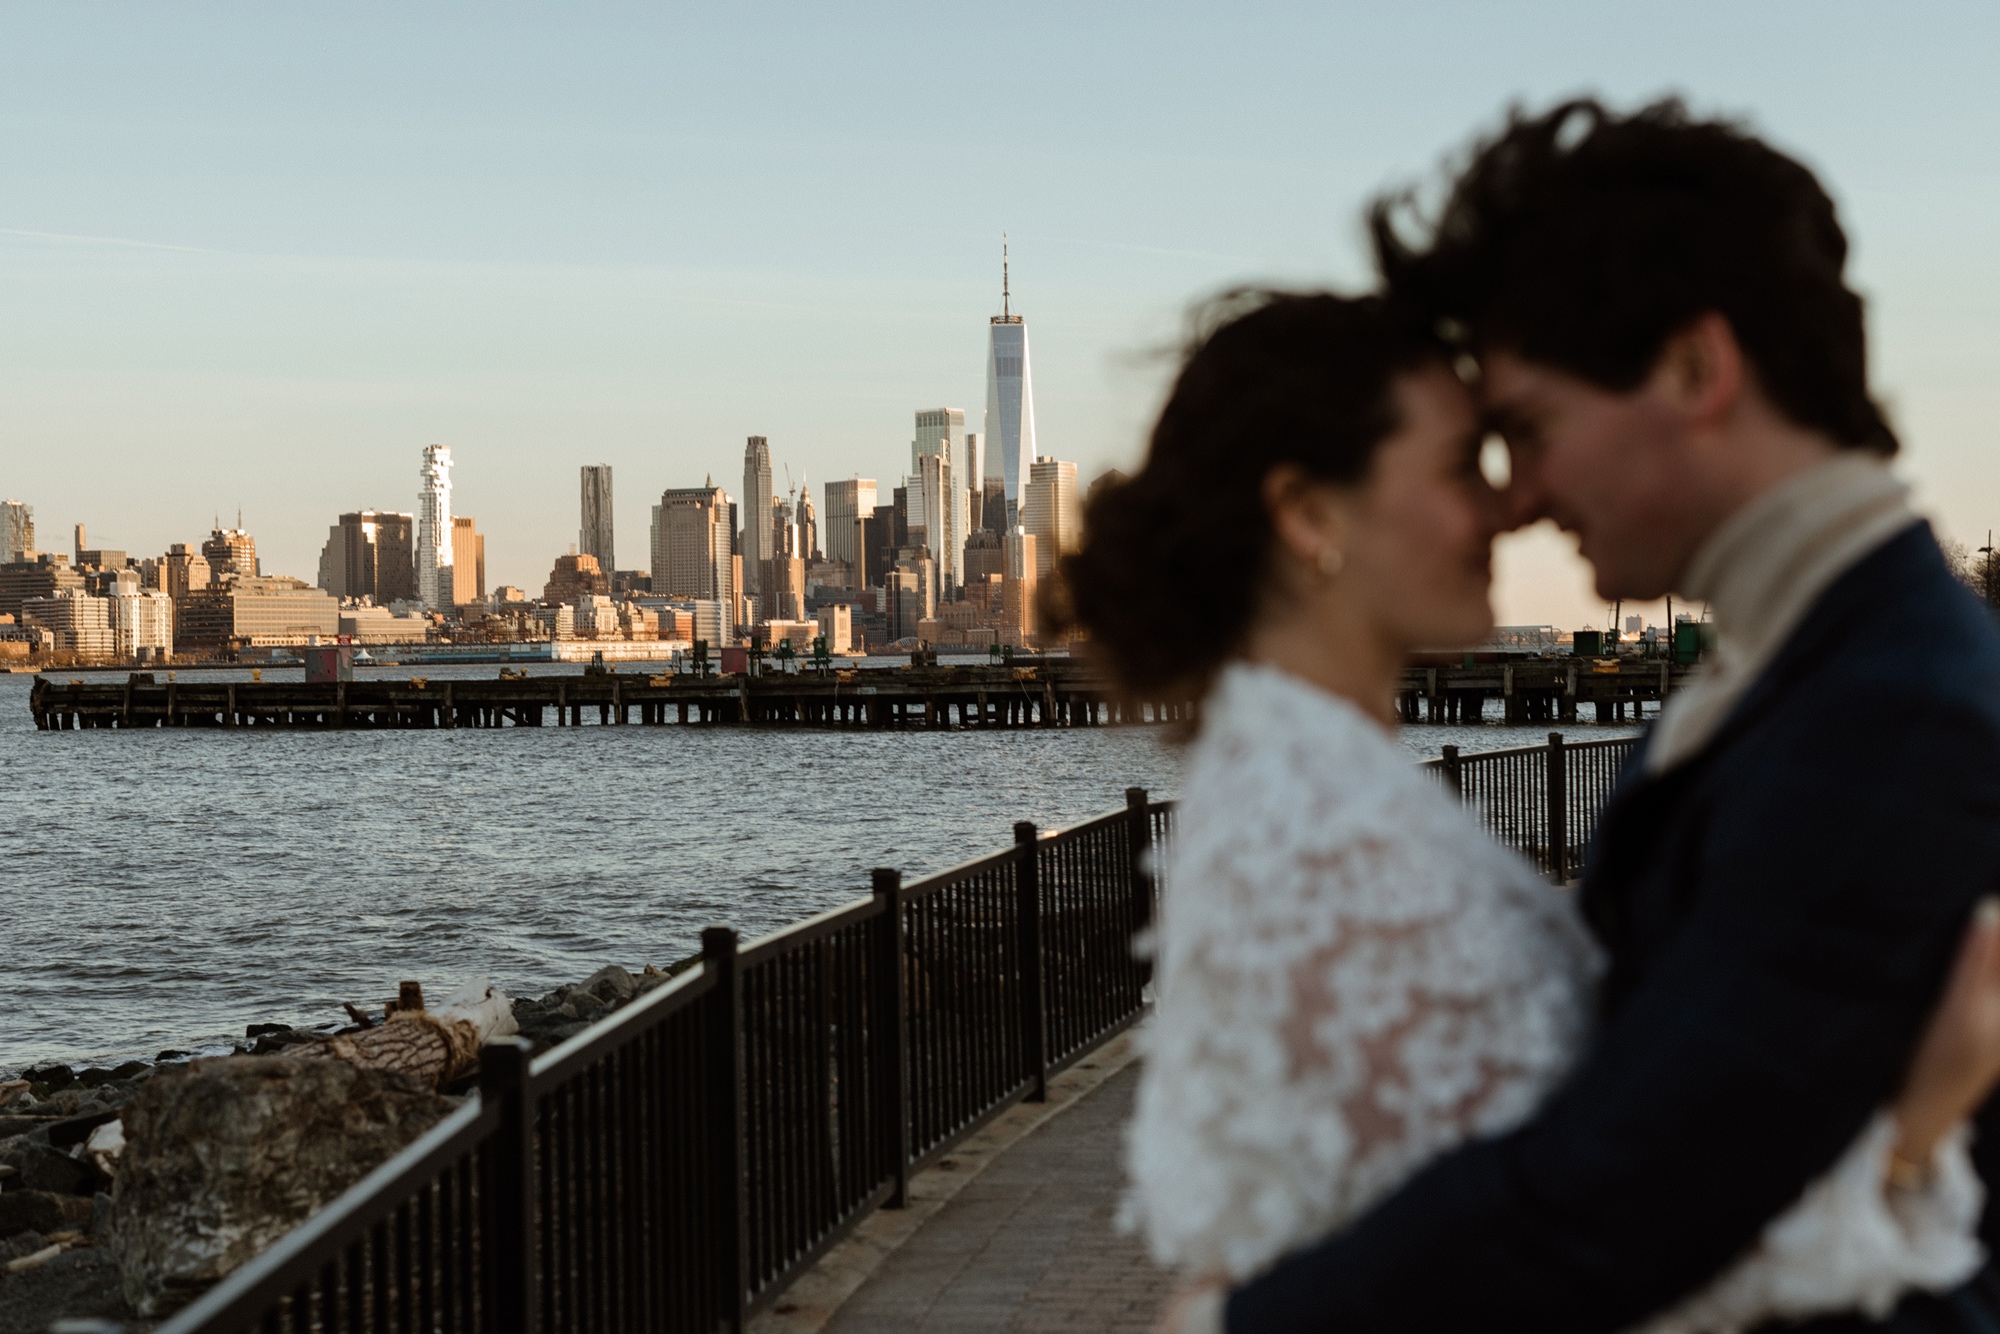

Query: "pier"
left=27, top=653, right=1692, bottom=731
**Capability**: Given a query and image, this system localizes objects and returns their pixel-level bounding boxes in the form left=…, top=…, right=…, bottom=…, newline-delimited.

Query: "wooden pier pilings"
left=25, top=654, right=1691, bottom=732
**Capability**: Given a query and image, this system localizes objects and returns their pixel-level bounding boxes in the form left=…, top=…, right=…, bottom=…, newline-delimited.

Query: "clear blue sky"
left=4, top=2, right=1997, bottom=626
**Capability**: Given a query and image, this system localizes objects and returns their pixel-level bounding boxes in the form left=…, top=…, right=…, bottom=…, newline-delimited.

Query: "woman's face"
left=1342, top=363, right=1500, bottom=650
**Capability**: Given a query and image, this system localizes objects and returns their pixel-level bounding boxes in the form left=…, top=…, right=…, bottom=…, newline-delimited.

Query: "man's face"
left=1482, top=349, right=1712, bottom=602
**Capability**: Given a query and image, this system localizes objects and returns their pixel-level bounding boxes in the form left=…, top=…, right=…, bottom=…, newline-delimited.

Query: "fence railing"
left=157, top=734, right=1631, bottom=1334
left=159, top=788, right=1167, bottom=1334
left=1426, top=731, right=1640, bottom=881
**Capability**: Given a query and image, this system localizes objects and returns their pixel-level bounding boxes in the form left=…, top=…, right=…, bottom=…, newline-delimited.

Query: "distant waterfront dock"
left=27, top=653, right=1693, bottom=731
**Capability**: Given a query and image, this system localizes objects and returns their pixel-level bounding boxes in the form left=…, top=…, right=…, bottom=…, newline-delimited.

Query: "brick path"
left=821, top=1063, right=1172, bottom=1332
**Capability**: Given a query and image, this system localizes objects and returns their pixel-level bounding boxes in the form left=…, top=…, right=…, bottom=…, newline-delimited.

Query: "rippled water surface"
left=0, top=665, right=1640, bottom=1069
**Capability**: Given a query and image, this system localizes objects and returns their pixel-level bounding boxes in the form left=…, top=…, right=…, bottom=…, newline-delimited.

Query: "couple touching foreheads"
left=1055, top=100, right=2000, bottom=1333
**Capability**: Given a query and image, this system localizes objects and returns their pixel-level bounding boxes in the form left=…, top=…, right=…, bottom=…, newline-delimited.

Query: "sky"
left=3, top=2, right=1998, bottom=628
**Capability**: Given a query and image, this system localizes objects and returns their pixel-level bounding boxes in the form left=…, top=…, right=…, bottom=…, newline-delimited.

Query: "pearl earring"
left=1317, top=547, right=1344, bottom=578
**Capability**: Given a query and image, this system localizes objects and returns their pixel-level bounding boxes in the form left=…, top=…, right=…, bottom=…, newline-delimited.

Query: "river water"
left=0, top=663, right=1642, bottom=1071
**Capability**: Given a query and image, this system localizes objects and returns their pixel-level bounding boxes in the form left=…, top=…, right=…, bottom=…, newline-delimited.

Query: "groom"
left=1209, top=101, right=2000, bottom=1331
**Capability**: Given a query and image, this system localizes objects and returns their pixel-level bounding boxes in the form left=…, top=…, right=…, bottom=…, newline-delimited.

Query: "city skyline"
left=5, top=5, right=1999, bottom=631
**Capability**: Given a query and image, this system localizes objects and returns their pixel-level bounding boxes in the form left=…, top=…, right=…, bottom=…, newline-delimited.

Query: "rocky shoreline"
left=0, top=957, right=698, bottom=1334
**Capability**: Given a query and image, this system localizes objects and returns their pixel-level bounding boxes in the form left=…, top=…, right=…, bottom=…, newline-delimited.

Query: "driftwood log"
left=302, top=981, right=517, bottom=1089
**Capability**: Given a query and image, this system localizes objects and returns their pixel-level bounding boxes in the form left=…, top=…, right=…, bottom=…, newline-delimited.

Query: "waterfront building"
left=72, top=526, right=128, bottom=572
left=0, top=554, right=85, bottom=619
left=109, top=588, right=174, bottom=659
left=535, top=603, right=576, bottom=641
left=416, top=444, right=455, bottom=611
left=176, top=577, right=338, bottom=651
left=1023, top=457, right=1079, bottom=578
left=452, top=516, right=486, bottom=606
left=983, top=242, right=1037, bottom=525
left=571, top=594, right=620, bottom=640
left=337, top=605, right=433, bottom=643
left=650, top=485, right=735, bottom=643
left=163, top=544, right=212, bottom=603
left=823, top=479, right=877, bottom=571
left=202, top=524, right=259, bottom=580
left=741, top=437, right=774, bottom=611
left=886, top=549, right=937, bottom=642
left=815, top=602, right=853, bottom=656
left=542, top=552, right=609, bottom=604
left=1003, top=527, right=1037, bottom=647
left=763, top=619, right=817, bottom=653
left=580, top=465, right=615, bottom=573
left=21, top=589, right=115, bottom=657
left=1, top=500, right=32, bottom=561
left=316, top=511, right=416, bottom=603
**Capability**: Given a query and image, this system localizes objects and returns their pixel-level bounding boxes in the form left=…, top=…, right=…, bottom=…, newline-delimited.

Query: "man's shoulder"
left=1776, top=523, right=2000, bottom=723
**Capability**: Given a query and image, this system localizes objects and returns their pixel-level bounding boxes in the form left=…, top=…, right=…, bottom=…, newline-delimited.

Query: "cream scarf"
left=1646, top=454, right=1919, bottom=775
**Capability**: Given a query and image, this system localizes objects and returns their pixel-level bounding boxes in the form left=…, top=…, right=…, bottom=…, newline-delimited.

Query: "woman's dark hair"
left=1372, top=97, right=1897, bottom=454
left=1049, top=290, right=1439, bottom=701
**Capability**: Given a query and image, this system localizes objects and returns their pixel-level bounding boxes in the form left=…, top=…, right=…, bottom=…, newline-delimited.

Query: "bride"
left=1053, top=290, right=2000, bottom=1333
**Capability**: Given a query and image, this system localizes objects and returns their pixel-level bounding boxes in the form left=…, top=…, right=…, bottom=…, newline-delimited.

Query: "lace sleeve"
left=1632, top=1114, right=1984, bottom=1334
left=1122, top=669, right=1599, bottom=1281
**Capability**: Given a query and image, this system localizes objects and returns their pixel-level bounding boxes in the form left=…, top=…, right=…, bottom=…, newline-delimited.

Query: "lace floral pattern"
left=1124, top=662, right=1983, bottom=1331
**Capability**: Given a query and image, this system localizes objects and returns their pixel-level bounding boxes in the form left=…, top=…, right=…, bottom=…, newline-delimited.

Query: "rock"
left=75, top=1070, right=118, bottom=1090
left=109, top=1054, right=452, bottom=1318
left=581, top=965, right=638, bottom=1004
left=17, top=1144, right=100, bottom=1196
left=109, top=1062, right=150, bottom=1082
left=0, top=1245, right=131, bottom=1330
left=154, top=1049, right=190, bottom=1062
left=244, top=1023, right=292, bottom=1038
left=23, top=1066, right=73, bottom=1092
left=0, top=1190, right=94, bottom=1239
left=0, top=1232, right=47, bottom=1262
left=89, top=1193, right=112, bottom=1239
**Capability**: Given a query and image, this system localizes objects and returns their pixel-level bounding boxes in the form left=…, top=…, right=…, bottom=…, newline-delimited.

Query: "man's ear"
left=1656, top=312, right=1745, bottom=429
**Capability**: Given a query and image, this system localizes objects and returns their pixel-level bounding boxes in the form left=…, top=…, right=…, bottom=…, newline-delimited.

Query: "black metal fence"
left=155, top=735, right=1630, bottom=1334
left=1427, top=731, right=1640, bottom=881
left=157, top=789, right=1166, bottom=1334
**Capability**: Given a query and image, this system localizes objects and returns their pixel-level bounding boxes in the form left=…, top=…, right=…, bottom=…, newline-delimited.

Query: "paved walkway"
left=821, top=1063, right=1172, bottom=1333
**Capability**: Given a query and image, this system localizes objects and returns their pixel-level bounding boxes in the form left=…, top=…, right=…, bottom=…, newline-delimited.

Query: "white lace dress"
left=1125, top=662, right=1984, bottom=1333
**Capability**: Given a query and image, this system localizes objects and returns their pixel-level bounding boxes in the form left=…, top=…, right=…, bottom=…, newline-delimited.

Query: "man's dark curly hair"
left=1371, top=97, right=1897, bottom=455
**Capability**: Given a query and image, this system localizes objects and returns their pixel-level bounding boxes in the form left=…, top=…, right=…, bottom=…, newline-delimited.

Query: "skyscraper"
left=797, top=482, right=818, bottom=563
left=202, top=523, right=259, bottom=580
left=916, top=451, right=961, bottom=595
left=416, top=444, right=455, bottom=611
left=1023, top=457, right=1079, bottom=578
left=1, top=500, right=33, bottom=561
left=650, top=485, right=736, bottom=643
left=983, top=241, right=1037, bottom=525
left=913, top=408, right=969, bottom=589
left=317, top=511, right=415, bottom=603
left=452, top=516, right=485, bottom=606
left=742, top=437, right=773, bottom=609
left=822, top=479, right=878, bottom=571
left=580, top=465, right=614, bottom=573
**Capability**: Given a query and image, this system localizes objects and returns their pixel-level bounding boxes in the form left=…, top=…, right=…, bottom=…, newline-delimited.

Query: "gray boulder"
left=109, top=1054, right=452, bottom=1317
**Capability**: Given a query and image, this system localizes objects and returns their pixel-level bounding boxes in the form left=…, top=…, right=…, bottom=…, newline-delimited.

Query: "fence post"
left=1546, top=732, right=1567, bottom=884
left=1441, top=744, right=1462, bottom=798
left=1125, top=788, right=1154, bottom=988
left=871, top=868, right=911, bottom=1208
left=703, top=925, right=748, bottom=1333
left=478, top=1037, right=537, bottom=1334
left=1014, top=821, right=1048, bottom=1102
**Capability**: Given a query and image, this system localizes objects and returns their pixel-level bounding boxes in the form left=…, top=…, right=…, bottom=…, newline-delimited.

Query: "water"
left=0, top=665, right=1640, bottom=1071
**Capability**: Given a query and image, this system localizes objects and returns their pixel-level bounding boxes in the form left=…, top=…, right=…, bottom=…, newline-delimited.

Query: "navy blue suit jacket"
left=1226, top=524, right=2000, bottom=1332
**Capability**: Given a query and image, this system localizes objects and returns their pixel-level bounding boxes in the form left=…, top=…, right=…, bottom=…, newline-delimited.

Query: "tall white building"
left=1023, top=457, right=1079, bottom=578
left=915, top=452, right=961, bottom=595
left=822, top=478, right=877, bottom=570
left=416, top=444, right=455, bottom=611
left=2, top=500, right=32, bottom=561
left=110, top=587, right=174, bottom=658
left=580, top=465, right=615, bottom=574
left=742, top=436, right=774, bottom=608
left=913, top=408, right=970, bottom=590
left=983, top=241, right=1037, bottom=525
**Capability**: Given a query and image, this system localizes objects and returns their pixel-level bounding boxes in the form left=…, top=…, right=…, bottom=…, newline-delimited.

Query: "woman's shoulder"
left=1188, top=661, right=1430, bottom=810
